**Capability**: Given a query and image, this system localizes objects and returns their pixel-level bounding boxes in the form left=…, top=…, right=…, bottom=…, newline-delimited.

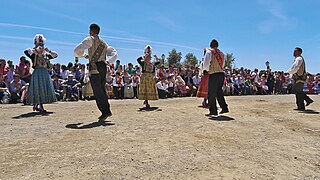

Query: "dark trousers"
left=208, top=73, right=228, bottom=114
left=90, top=61, right=111, bottom=115
left=293, top=82, right=313, bottom=110
left=158, top=89, right=167, bottom=99
left=168, top=87, right=174, bottom=98
left=133, top=86, right=138, bottom=98
left=113, top=86, right=123, bottom=99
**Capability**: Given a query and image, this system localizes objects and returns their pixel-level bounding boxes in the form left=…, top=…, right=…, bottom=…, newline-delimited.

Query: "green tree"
left=167, top=49, right=182, bottom=67
left=183, top=53, right=198, bottom=67
left=225, top=53, right=235, bottom=68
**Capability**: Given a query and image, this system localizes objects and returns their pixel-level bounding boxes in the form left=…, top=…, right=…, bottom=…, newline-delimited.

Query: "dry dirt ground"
left=0, top=95, right=320, bottom=180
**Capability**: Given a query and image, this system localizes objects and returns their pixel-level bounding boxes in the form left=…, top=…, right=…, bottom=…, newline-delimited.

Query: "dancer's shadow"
left=65, top=120, right=115, bottom=129
left=209, top=115, right=235, bottom=121
left=138, top=107, right=161, bottom=112
left=299, top=109, right=319, bottom=114
left=12, top=111, right=54, bottom=119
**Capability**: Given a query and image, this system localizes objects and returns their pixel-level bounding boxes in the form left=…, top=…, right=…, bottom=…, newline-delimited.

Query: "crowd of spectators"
left=0, top=56, right=319, bottom=104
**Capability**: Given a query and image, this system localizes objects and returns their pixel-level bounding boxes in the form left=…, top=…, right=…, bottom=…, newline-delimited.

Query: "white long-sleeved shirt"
left=112, top=77, right=124, bottom=87
left=287, top=56, right=303, bottom=75
left=156, top=81, right=168, bottom=91
left=74, top=36, right=117, bottom=65
left=193, top=76, right=201, bottom=86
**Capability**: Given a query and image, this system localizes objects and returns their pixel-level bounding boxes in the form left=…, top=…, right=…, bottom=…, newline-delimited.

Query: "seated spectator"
left=175, top=76, right=187, bottom=96
left=258, top=75, right=268, bottom=95
left=156, top=78, right=169, bottom=99
left=0, top=74, right=10, bottom=103
left=52, top=73, right=63, bottom=101
left=62, top=74, right=81, bottom=101
left=193, top=72, right=201, bottom=89
left=9, top=74, right=27, bottom=103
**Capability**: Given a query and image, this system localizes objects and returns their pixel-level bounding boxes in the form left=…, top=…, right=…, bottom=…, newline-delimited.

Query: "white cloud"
left=257, top=0, right=297, bottom=33
left=0, top=23, right=201, bottom=51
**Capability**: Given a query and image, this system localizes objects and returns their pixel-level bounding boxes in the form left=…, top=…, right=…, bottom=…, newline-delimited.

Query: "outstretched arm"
left=74, top=37, right=93, bottom=58
left=106, top=46, right=117, bottom=65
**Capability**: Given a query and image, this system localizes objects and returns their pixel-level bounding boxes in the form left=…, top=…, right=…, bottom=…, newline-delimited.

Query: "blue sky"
left=0, top=0, right=319, bottom=73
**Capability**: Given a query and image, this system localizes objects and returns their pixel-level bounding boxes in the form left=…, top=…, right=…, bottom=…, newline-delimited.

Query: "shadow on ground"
left=138, top=107, right=161, bottom=112
left=66, top=120, right=115, bottom=129
left=299, top=109, right=319, bottom=114
left=209, top=115, right=235, bottom=121
left=12, top=112, right=54, bottom=119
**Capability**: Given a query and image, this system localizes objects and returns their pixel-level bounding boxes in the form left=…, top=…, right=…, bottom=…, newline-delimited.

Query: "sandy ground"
left=0, top=95, right=319, bottom=180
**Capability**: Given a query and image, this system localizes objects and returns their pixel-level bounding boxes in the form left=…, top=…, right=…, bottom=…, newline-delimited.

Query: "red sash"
left=211, top=49, right=223, bottom=69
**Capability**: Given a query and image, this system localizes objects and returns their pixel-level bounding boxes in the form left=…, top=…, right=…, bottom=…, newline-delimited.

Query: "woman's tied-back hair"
left=33, top=34, right=46, bottom=47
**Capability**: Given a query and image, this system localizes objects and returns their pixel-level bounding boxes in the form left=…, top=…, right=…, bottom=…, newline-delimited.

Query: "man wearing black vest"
left=74, top=24, right=117, bottom=120
left=203, top=39, right=229, bottom=116
left=288, top=47, right=313, bottom=111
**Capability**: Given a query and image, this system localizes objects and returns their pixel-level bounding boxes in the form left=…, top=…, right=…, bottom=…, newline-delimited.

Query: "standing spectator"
left=21, top=60, right=32, bottom=83
left=266, top=69, right=275, bottom=94
left=105, top=71, right=114, bottom=99
left=6, top=65, right=15, bottom=84
left=132, top=71, right=140, bottom=98
left=16, top=56, right=27, bottom=77
left=123, top=71, right=134, bottom=98
left=60, top=65, right=69, bottom=80
left=113, top=72, right=124, bottom=99
left=126, top=63, right=135, bottom=75
left=0, top=59, right=8, bottom=75
left=167, top=75, right=175, bottom=98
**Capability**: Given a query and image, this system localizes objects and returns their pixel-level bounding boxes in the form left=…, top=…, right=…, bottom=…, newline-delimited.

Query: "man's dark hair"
left=210, top=39, right=219, bottom=48
left=90, top=24, right=100, bottom=35
left=20, top=56, right=26, bottom=61
left=295, top=47, right=303, bottom=54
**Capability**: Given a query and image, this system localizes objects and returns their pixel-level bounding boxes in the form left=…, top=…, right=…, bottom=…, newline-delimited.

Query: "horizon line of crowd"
left=0, top=56, right=320, bottom=104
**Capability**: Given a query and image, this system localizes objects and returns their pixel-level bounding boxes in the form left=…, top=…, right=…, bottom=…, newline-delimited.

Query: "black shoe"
left=220, top=109, right=229, bottom=114
left=205, top=112, right=218, bottom=117
left=293, top=108, right=305, bottom=111
left=98, top=113, right=112, bottom=120
left=306, top=100, right=314, bottom=107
